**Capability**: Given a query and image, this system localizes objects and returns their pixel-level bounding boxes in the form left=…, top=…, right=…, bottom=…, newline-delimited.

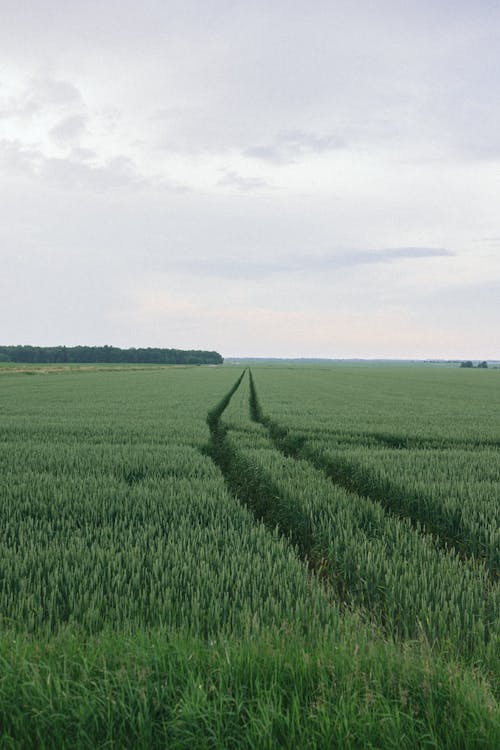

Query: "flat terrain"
left=0, top=362, right=193, bottom=375
left=0, top=364, right=498, bottom=747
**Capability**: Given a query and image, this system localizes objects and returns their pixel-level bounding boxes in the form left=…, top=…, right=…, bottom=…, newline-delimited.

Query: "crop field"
left=0, top=364, right=499, bottom=748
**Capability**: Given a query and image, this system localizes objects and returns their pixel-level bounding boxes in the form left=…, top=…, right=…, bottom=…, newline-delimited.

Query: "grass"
left=0, top=629, right=498, bottom=749
left=0, top=363, right=498, bottom=745
left=0, top=362, right=197, bottom=375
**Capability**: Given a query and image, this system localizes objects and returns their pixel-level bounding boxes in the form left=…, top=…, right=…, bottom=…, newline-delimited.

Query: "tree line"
left=0, top=345, right=223, bottom=365
left=460, top=361, right=488, bottom=369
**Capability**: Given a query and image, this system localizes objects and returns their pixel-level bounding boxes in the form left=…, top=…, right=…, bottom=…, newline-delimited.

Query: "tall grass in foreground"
left=0, top=630, right=498, bottom=749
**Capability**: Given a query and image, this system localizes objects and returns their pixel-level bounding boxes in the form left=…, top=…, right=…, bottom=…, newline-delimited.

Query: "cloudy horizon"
left=2, top=1, right=499, bottom=359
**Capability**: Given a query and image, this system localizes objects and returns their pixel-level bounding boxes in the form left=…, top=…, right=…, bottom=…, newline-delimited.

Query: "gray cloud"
left=0, top=77, right=83, bottom=120
left=50, top=114, right=88, bottom=146
left=0, top=95, right=39, bottom=120
left=41, top=155, right=144, bottom=192
left=0, top=139, right=185, bottom=193
left=15, top=2, right=492, bottom=163
left=163, top=247, right=455, bottom=280
left=31, top=77, right=82, bottom=108
left=244, top=131, right=346, bottom=164
left=217, top=170, right=271, bottom=191
left=0, top=139, right=42, bottom=176
left=70, top=146, right=98, bottom=162
left=343, top=247, right=450, bottom=267
left=2, top=3, right=500, bottom=160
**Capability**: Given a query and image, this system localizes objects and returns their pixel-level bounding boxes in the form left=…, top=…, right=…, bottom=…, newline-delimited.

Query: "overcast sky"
left=1, top=1, right=499, bottom=358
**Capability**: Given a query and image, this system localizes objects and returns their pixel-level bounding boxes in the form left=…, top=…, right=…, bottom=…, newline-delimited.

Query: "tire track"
left=203, top=370, right=349, bottom=603
left=202, top=370, right=499, bottom=662
left=249, top=370, right=498, bottom=579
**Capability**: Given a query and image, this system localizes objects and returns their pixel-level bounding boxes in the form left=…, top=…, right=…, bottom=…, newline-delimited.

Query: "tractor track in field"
left=203, top=370, right=350, bottom=605
left=321, top=431, right=500, bottom=452
left=202, top=369, right=499, bottom=660
left=248, top=371, right=498, bottom=581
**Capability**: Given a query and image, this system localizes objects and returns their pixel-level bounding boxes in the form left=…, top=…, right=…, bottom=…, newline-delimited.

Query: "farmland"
left=0, top=364, right=499, bottom=747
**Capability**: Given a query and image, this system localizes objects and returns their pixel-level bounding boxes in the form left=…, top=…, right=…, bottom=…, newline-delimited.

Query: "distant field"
left=0, top=364, right=498, bottom=747
left=0, top=361, right=197, bottom=373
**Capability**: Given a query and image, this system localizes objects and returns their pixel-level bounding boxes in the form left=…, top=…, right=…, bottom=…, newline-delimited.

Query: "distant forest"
left=0, top=346, right=223, bottom=365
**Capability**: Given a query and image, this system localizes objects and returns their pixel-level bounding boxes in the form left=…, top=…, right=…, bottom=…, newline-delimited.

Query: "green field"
left=0, top=364, right=498, bottom=747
